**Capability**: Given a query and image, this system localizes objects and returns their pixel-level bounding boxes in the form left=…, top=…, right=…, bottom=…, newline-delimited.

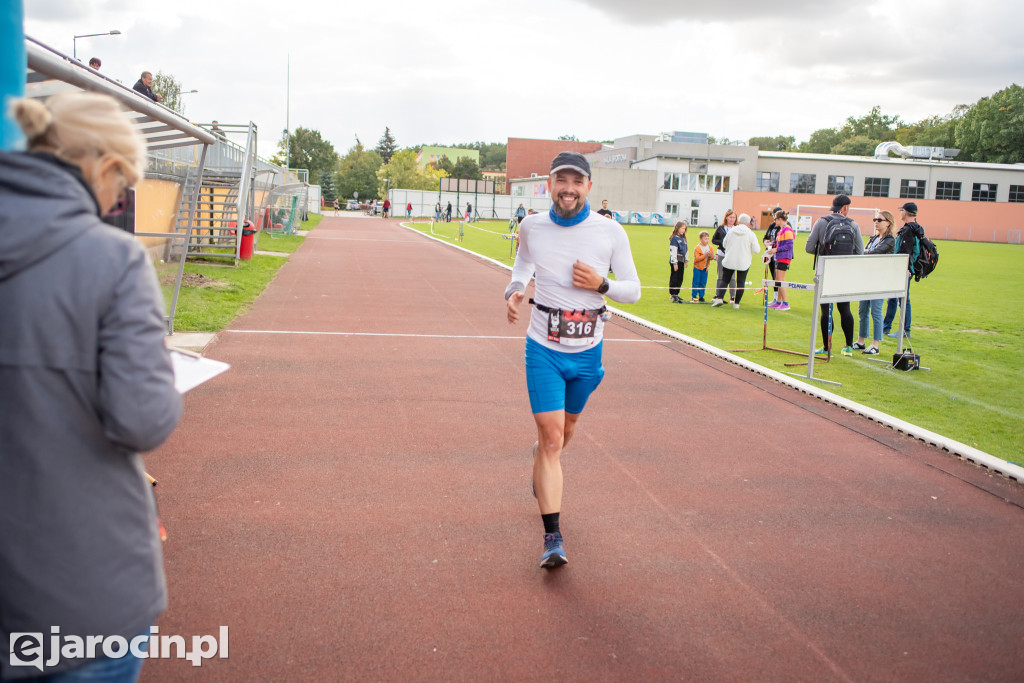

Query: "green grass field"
left=406, top=219, right=1024, bottom=466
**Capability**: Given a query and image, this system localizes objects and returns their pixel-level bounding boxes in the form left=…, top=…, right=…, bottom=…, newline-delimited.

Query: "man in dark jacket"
left=884, top=201, right=924, bottom=338
left=132, top=70, right=161, bottom=102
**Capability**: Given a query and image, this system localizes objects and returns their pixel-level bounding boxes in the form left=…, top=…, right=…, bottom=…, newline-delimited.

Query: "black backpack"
left=819, top=215, right=859, bottom=256
left=912, top=233, right=939, bottom=281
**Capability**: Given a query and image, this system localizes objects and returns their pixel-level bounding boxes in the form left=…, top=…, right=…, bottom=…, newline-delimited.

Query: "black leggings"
left=668, top=263, right=686, bottom=297
left=820, top=302, right=854, bottom=350
left=716, top=268, right=749, bottom=304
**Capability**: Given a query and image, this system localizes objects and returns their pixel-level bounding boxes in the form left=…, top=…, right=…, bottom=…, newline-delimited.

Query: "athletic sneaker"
left=775, top=303, right=790, bottom=311
left=862, top=346, right=879, bottom=355
left=691, top=297, right=699, bottom=303
left=840, top=346, right=854, bottom=356
left=814, top=347, right=829, bottom=356
left=698, top=298, right=706, bottom=303
left=733, top=303, right=740, bottom=309
left=767, top=299, right=778, bottom=307
left=540, top=532, right=567, bottom=569
left=852, top=342, right=866, bottom=350
left=711, top=299, right=724, bottom=307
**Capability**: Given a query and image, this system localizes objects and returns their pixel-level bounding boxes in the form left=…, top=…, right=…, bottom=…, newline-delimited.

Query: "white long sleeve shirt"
left=506, top=209, right=641, bottom=352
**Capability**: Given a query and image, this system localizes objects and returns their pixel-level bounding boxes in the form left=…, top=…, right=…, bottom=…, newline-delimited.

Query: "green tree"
left=376, top=126, right=398, bottom=164
left=955, top=84, right=1024, bottom=163
left=451, top=157, right=482, bottom=180
left=798, top=127, right=841, bottom=153
left=839, top=106, right=902, bottom=141
left=377, top=149, right=434, bottom=194
left=272, top=127, right=339, bottom=181
left=336, top=139, right=383, bottom=199
left=319, top=171, right=337, bottom=203
left=557, top=134, right=579, bottom=141
left=830, top=134, right=879, bottom=156
left=748, top=135, right=795, bottom=151
left=150, top=71, right=185, bottom=114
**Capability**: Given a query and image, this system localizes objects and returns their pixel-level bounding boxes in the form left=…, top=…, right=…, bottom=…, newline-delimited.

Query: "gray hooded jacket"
left=0, top=152, right=182, bottom=678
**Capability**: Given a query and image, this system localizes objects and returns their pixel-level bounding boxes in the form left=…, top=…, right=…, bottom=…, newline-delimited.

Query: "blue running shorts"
left=524, top=336, right=605, bottom=414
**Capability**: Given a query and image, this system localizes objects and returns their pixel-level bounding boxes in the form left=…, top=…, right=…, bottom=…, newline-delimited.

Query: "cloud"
left=567, top=0, right=848, bottom=25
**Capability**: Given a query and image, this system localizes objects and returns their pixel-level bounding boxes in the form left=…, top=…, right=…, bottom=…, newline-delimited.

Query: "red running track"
left=144, top=215, right=1024, bottom=682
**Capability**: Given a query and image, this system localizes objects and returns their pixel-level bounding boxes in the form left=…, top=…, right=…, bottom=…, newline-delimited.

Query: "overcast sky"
left=24, top=0, right=1024, bottom=161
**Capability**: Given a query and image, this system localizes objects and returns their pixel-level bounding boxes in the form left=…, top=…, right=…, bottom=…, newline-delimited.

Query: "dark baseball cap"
left=898, top=201, right=918, bottom=214
left=831, top=194, right=851, bottom=209
left=549, top=151, right=591, bottom=178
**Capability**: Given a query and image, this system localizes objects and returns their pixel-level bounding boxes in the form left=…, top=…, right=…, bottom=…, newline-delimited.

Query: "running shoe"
left=540, top=532, right=567, bottom=569
left=767, top=299, right=778, bottom=307
left=691, top=297, right=699, bottom=303
left=840, top=346, right=854, bottom=356
left=711, top=299, right=724, bottom=307
left=775, top=303, right=790, bottom=311
left=862, top=346, right=879, bottom=355
left=733, top=303, right=740, bottom=309
left=814, top=347, right=829, bottom=356
left=852, top=342, right=866, bottom=350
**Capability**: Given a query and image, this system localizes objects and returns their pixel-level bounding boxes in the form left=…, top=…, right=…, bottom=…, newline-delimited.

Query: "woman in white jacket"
left=711, top=213, right=761, bottom=308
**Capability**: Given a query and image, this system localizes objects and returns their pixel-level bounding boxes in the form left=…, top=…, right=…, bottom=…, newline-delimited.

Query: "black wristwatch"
left=597, top=278, right=610, bottom=295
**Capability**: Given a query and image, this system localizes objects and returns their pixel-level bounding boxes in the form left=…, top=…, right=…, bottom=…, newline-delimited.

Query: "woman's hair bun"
left=11, top=98, right=53, bottom=140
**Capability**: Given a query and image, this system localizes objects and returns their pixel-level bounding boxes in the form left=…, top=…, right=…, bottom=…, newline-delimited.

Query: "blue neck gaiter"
left=549, top=199, right=591, bottom=227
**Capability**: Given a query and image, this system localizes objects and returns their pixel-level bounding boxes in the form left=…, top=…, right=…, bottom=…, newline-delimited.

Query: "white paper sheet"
left=169, top=350, right=230, bottom=394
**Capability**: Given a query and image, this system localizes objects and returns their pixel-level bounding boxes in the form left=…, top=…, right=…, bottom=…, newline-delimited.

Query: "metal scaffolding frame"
left=24, top=36, right=217, bottom=334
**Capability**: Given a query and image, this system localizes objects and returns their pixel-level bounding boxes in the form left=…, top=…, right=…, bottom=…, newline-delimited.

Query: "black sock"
left=542, top=512, right=560, bottom=535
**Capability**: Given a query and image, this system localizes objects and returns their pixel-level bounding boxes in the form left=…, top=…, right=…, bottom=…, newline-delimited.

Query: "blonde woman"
left=668, top=220, right=689, bottom=303
left=0, top=93, right=181, bottom=680
left=711, top=209, right=737, bottom=302
left=854, top=209, right=897, bottom=354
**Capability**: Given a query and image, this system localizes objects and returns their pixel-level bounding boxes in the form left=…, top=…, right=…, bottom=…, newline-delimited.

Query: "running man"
left=504, top=151, right=641, bottom=569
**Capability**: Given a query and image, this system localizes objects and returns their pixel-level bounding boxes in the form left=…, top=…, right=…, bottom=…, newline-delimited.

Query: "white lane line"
left=224, top=330, right=669, bottom=342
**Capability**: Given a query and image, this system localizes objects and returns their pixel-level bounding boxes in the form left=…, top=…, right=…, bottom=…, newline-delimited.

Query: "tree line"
left=271, top=126, right=509, bottom=203
left=745, top=83, right=1022, bottom=163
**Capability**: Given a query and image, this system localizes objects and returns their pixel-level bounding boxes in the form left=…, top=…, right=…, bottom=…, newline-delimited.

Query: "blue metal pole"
left=1, top=0, right=26, bottom=151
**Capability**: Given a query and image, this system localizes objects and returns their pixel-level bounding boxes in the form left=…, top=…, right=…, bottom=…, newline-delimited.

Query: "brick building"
left=505, top=137, right=603, bottom=194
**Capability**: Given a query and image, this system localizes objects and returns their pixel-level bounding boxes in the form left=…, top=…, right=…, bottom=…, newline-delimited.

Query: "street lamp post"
left=168, top=90, right=198, bottom=96
left=73, top=30, right=121, bottom=60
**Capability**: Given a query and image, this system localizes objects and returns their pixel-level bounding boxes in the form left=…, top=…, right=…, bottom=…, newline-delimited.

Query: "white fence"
left=386, top=189, right=550, bottom=220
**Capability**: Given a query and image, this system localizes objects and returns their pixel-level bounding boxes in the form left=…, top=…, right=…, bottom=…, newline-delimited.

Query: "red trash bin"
left=239, top=221, right=255, bottom=260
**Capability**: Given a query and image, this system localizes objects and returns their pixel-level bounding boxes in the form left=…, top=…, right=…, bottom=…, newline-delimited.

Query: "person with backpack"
left=805, top=194, right=864, bottom=356
left=883, top=202, right=926, bottom=338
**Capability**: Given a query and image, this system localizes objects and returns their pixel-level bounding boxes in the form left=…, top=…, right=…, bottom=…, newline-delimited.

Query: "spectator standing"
left=805, top=194, right=864, bottom=356
left=406, top=201, right=412, bottom=218
left=445, top=201, right=452, bottom=222
left=668, top=220, right=689, bottom=303
left=515, top=203, right=527, bottom=226
left=596, top=199, right=613, bottom=219
left=132, top=71, right=161, bottom=102
left=382, top=197, right=390, bottom=218
left=712, top=213, right=760, bottom=308
left=690, top=230, right=712, bottom=302
left=884, top=202, right=925, bottom=338
left=766, top=210, right=795, bottom=311
left=88, top=57, right=101, bottom=70
left=465, top=201, right=472, bottom=221
left=763, top=206, right=784, bottom=304
left=0, top=93, right=182, bottom=680
left=711, top=210, right=738, bottom=303
left=855, top=210, right=897, bottom=354
left=435, top=200, right=442, bottom=221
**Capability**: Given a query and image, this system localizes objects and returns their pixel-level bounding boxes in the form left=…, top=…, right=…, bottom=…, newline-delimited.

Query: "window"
left=756, top=171, right=779, bottom=192
left=665, top=203, right=679, bottom=215
left=864, top=177, right=890, bottom=198
left=936, top=181, right=961, bottom=200
left=972, top=183, right=997, bottom=202
left=690, top=199, right=700, bottom=225
left=663, top=172, right=681, bottom=190
left=900, top=179, right=926, bottom=199
left=1010, top=185, right=1024, bottom=203
left=827, top=175, right=853, bottom=195
left=790, top=173, right=815, bottom=194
